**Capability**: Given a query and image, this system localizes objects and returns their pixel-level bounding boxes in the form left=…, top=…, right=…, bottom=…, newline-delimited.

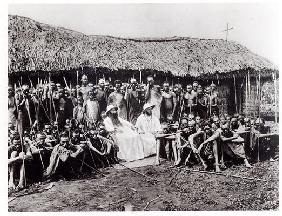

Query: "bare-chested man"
left=8, top=138, right=32, bottom=190
left=108, top=80, right=128, bottom=120
left=197, top=85, right=208, bottom=119
left=210, top=83, right=219, bottom=116
left=126, top=78, right=142, bottom=124
left=183, top=84, right=197, bottom=116
left=192, top=81, right=199, bottom=95
left=80, top=74, right=91, bottom=101
left=96, top=79, right=107, bottom=112
left=198, top=122, right=252, bottom=169
left=160, top=81, right=176, bottom=123
left=84, top=89, right=100, bottom=127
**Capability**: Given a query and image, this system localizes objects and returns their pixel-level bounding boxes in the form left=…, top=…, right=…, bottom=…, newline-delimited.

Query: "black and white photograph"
left=6, top=0, right=280, bottom=212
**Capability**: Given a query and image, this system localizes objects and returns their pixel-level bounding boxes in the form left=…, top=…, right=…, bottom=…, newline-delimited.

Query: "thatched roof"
left=8, top=15, right=278, bottom=78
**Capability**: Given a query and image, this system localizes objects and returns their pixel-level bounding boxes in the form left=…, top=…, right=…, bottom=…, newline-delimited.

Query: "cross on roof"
left=223, top=23, right=234, bottom=41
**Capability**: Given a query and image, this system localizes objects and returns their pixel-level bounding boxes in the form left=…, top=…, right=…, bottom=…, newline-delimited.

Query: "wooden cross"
left=223, top=23, right=234, bottom=41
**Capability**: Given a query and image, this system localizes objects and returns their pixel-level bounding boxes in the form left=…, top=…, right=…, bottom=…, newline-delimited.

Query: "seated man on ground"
left=29, top=133, right=53, bottom=181
left=8, top=138, right=32, bottom=190
left=199, top=122, right=252, bottom=169
left=43, top=135, right=84, bottom=180
left=191, top=123, right=221, bottom=172
left=250, top=118, right=278, bottom=161
left=163, top=115, right=179, bottom=165
left=174, top=118, right=197, bottom=166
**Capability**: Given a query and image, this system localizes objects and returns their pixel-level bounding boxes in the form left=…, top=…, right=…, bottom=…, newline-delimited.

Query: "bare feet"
left=220, top=163, right=227, bottom=169
left=8, top=182, right=16, bottom=190
left=174, top=158, right=181, bottom=166
left=215, top=166, right=221, bottom=172
left=203, top=163, right=208, bottom=171
left=244, top=159, right=252, bottom=168
left=16, top=183, right=24, bottom=191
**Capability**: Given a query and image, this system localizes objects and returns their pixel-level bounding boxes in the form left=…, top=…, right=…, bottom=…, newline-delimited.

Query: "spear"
left=63, top=76, right=70, bottom=90
left=28, top=77, right=33, bottom=89
left=76, top=70, right=79, bottom=86
left=48, top=72, right=52, bottom=122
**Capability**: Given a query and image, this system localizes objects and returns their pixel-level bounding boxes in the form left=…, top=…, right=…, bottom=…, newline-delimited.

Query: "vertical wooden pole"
left=139, top=69, right=142, bottom=84
left=95, top=68, right=97, bottom=85
left=273, top=72, right=278, bottom=123
left=257, top=72, right=261, bottom=162
left=233, top=74, right=238, bottom=113
left=245, top=75, right=248, bottom=117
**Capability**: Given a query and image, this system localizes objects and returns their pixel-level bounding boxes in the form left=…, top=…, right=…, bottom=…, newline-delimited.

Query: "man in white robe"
left=135, top=104, right=162, bottom=160
left=103, top=105, right=144, bottom=162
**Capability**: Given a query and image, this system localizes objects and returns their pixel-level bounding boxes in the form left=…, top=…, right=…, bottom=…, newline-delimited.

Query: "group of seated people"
left=8, top=101, right=278, bottom=191
left=8, top=75, right=278, bottom=191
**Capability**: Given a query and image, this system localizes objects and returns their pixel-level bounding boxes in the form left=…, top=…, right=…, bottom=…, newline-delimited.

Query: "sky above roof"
left=8, top=3, right=279, bottom=65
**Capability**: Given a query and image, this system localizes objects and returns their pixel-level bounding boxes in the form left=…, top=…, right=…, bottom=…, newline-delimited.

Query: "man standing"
left=80, top=74, right=91, bottom=101
left=54, top=88, right=72, bottom=131
left=96, top=79, right=107, bottom=112
left=210, top=83, right=219, bottom=116
left=8, top=85, right=17, bottom=129
left=197, top=86, right=208, bottom=119
left=136, top=104, right=162, bottom=160
left=126, top=78, right=142, bottom=124
left=160, top=82, right=176, bottom=123
left=73, top=92, right=85, bottom=125
left=108, top=80, right=127, bottom=120
left=192, top=81, right=199, bottom=94
left=145, top=76, right=162, bottom=120
left=16, top=85, right=36, bottom=136
left=84, top=89, right=100, bottom=128
left=183, top=84, right=197, bottom=116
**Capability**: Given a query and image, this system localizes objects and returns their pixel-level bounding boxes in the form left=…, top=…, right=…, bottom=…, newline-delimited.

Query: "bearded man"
left=103, top=105, right=144, bottom=162
left=136, top=104, right=162, bottom=160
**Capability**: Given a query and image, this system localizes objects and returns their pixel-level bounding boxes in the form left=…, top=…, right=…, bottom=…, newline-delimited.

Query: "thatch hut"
left=8, top=15, right=279, bottom=119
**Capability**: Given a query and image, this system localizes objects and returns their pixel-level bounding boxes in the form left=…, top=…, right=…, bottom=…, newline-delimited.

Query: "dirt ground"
left=9, top=159, right=279, bottom=211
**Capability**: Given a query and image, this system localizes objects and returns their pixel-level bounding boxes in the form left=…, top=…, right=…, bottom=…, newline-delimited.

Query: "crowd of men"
left=8, top=74, right=278, bottom=190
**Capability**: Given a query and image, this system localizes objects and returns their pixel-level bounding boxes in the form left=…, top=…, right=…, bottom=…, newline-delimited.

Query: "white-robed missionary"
left=103, top=105, right=145, bottom=162
left=135, top=103, right=162, bottom=159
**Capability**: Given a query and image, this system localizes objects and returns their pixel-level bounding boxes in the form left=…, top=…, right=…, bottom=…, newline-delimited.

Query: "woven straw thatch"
left=8, top=15, right=278, bottom=78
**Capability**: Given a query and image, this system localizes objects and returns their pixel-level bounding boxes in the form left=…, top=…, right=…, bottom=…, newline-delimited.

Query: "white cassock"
left=104, top=116, right=145, bottom=162
left=135, top=114, right=162, bottom=158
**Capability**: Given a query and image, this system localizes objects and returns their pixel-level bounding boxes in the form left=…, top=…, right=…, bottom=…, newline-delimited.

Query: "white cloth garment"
left=104, top=116, right=144, bottom=162
left=135, top=113, right=162, bottom=157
